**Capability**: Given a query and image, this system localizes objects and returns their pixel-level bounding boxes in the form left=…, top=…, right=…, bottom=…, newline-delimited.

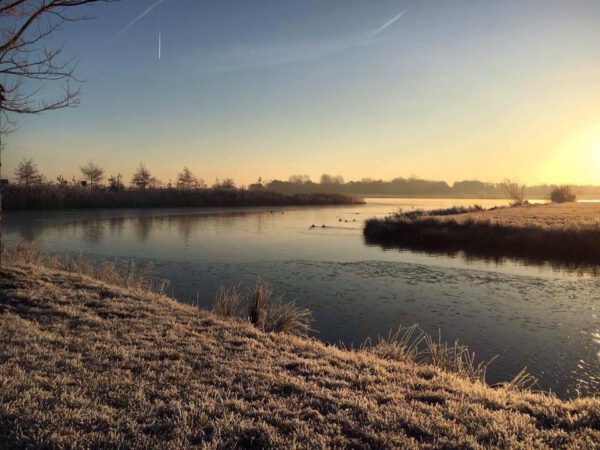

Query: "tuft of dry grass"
left=367, top=325, right=498, bottom=384
left=0, top=262, right=598, bottom=448
left=213, top=278, right=312, bottom=336
left=212, top=285, right=241, bottom=317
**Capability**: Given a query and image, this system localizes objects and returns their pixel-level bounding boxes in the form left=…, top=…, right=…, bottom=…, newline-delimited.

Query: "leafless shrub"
left=550, top=185, right=576, bottom=203
left=502, top=179, right=526, bottom=206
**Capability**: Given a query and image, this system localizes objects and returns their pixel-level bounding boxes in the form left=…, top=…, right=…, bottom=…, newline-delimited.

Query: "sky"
left=3, top=0, right=600, bottom=186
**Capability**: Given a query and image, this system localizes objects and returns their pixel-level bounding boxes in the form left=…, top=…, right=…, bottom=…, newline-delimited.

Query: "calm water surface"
left=5, top=198, right=599, bottom=398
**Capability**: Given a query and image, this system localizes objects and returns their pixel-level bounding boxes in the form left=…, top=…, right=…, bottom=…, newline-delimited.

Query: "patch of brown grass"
left=0, top=263, right=598, bottom=448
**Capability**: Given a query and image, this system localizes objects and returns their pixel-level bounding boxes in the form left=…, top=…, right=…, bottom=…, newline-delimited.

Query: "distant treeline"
left=2, top=184, right=359, bottom=211
left=267, top=177, right=600, bottom=199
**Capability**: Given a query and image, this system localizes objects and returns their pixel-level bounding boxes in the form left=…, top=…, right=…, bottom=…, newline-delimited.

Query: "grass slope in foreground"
left=1, top=263, right=599, bottom=449
left=364, top=203, right=600, bottom=267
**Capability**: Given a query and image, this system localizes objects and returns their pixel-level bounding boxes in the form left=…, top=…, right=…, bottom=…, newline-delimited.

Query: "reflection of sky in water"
left=5, top=198, right=600, bottom=398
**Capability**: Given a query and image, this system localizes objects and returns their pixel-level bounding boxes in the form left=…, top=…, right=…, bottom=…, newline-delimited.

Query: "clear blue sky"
left=5, top=0, right=600, bottom=185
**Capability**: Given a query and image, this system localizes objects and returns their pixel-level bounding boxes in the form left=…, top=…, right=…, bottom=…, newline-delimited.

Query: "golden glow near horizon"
left=3, top=1, right=600, bottom=187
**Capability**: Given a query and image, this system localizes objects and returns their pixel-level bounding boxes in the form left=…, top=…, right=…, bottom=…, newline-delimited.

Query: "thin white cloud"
left=190, top=9, right=409, bottom=74
left=371, top=10, right=406, bottom=37
left=115, top=0, right=165, bottom=39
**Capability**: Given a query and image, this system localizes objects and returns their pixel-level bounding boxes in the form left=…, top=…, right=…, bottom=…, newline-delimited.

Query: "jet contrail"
left=158, top=31, right=161, bottom=60
left=115, top=0, right=165, bottom=39
left=371, top=10, right=406, bottom=37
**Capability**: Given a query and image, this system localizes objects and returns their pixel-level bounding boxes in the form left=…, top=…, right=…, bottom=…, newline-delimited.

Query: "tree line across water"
left=3, top=159, right=359, bottom=210
left=6, top=158, right=579, bottom=206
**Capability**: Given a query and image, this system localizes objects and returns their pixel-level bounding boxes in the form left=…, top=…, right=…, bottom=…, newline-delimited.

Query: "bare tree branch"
left=0, top=0, right=116, bottom=115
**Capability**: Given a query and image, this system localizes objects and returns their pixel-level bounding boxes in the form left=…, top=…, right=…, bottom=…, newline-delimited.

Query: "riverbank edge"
left=0, top=262, right=598, bottom=448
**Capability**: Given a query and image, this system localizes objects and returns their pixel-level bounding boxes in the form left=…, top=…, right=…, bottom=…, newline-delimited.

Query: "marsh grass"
left=3, top=184, right=360, bottom=210
left=213, top=278, right=312, bottom=336
left=367, top=325, right=508, bottom=385
left=4, top=241, right=169, bottom=294
left=212, top=285, right=241, bottom=317
left=364, top=204, right=600, bottom=268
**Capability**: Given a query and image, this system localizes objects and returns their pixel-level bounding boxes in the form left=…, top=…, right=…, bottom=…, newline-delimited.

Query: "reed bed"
left=2, top=184, right=360, bottom=210
left=364, top=204, right=600, bottom=267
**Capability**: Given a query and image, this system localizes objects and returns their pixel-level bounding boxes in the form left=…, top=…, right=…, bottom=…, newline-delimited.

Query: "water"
left=5, top=198, right=599, bottom=398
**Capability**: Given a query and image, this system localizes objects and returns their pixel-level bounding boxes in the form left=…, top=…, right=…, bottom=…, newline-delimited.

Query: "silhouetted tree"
left=80, top=161, right=104, bottom=188
left=320, top=174, right=344, bottom=184
left=108, top=173, right=124, bottom=191
left=131, top=163, right=152, bottom=189
left=56, top=175, right=69, bottom=186
left=14, top=158, right=43, bottom=185
left=289, top=174, right=311, bottom=184
left=213, top=178, right=235, bottom=189
left=550, top=185, right=576, bottom=203
left=177, top=166, right=200, bottom=189
left=0, top=0, right=116, bottom=263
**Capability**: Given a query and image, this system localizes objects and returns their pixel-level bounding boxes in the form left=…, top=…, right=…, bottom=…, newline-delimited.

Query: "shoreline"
left=1, top=259, right=598, bottom=448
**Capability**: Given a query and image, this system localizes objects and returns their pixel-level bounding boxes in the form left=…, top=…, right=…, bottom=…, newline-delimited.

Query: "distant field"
left=447, top=203, right=600, bottom=229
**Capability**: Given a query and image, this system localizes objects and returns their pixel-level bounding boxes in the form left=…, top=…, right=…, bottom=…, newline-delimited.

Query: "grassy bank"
left=1, top=184, right=360, bottom=210
left=1, top=256, right=598, bottom=448
left=364, top=203, right=600, bottom=268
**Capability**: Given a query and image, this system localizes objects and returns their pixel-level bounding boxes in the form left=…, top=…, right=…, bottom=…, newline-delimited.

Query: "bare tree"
left=80, top=161, right=104, bottom=188
left=0, top=0, right=115, bottom=263
left=14, top=157, right=43, bottom=184
left=107, top=173, right=124, bottom=191
left=501, top=178, right=526, bottom=206
left=213, top=177, right=235, bottom=189
left=177, top=166, right=200, bottom=189
left=131, top=163, right=152, bottom=190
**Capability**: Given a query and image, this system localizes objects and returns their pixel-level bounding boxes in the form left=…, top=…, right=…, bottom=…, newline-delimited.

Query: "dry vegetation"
left=364, top=203, right=600, bottom=267
left=2, top=184, right=360, bottom=210
left=0, top=254, right=599, bottom=448
left=445, top=202, right=600, bottom=228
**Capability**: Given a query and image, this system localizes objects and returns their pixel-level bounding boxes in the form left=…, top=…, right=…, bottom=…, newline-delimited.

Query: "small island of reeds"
left=364, top=203, right=600, bottom=268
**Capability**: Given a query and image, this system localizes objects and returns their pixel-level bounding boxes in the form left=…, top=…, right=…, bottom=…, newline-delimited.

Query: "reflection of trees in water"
left=11, top=209, right=280, bottom=246
left=108, top=217, right=125, bottom=237
left=133, top=217, right=153, bottom=243
left=81, top=221, right=105, bottom=245
left=17, top=223, right=38, bottom=242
